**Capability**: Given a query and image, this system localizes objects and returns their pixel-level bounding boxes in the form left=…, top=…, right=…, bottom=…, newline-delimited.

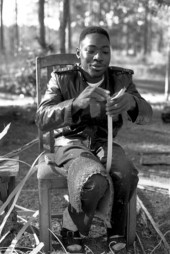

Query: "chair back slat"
left=47, top=66, right=53, bottom=83
left=38, top=53, right=78, bottom=68
left=36, top=53, right=79, bottom=153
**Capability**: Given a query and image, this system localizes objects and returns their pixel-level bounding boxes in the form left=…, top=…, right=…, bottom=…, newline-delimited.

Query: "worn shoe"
left=107, top=234, right=126, bottom=254
left=61, top=228, right=84, bottom=253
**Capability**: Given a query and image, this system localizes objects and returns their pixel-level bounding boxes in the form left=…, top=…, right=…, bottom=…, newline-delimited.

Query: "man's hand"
left=73, top=86, right=110, bottom=113
left=106, top=92, right=136, bottom=117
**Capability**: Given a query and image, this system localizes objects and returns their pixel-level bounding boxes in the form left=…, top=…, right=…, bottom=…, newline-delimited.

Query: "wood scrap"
left=138, top=175, right=170, bottom=195
left=138, top=185, right=169, bottom=195
left=0, top=156, right=19, bottom=176
left=138, top=168, right=170, bottom=194
left=140, top=153, right=170, bottom=165
left=141, top=151, right=170, bottom=155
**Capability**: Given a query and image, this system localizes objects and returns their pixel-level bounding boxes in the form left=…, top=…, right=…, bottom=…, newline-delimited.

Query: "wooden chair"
left=36, top=53, right=137, bottom=253
left=36, top=53, right=79, bottom=253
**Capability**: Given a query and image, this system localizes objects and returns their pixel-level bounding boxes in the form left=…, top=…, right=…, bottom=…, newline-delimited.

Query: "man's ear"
left=76, top=48, right=80, bottom=59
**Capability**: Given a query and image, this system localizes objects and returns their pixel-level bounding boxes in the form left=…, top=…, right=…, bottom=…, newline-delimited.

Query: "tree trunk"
left=38, top=0, right=46, bottom=50
left=125, top=24, right=130, bottom=55
left=15, top=0, right=19, bottom=53
left=0, top=0, right=4, bottom=53
left=158, top=28, right=163, bottom=52
left=67, top=0, right=72, bottom=52
left=165, top=42, right=170, bottom=101
left=143, top=1, right=149, bottom=56
left=60, top=0, right=70, bottom=53
left=148, top=12, right=152, bottom=54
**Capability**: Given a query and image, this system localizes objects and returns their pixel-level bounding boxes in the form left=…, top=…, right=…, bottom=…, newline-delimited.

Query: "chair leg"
left=126, top=189, right=137, bottom=246
left=38, top=180, right=52, bottom=254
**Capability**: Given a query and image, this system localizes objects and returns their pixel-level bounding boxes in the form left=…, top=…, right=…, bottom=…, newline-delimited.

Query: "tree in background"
left=1, top=0, right=169, bottom=56
left=156, top=0, right=170, bottom=100
left=0, top=0, right=4, bottom=54
left=15, top=0, right=19, bottom=53
left=1, top=0, right=170, bottom=99
left=38, top=0, right=46, bottom=50
left=59, top=0, right=71, bottom=53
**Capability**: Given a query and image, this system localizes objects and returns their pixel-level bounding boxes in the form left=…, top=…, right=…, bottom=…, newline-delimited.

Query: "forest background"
left=0, top=0, right=170, bottom=99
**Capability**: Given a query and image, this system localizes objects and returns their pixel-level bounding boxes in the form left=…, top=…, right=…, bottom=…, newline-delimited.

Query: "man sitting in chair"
left=36, top=26, right=152, bottom=253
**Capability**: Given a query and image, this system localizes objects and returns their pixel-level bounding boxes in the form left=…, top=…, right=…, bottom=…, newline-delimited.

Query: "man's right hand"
left=73, top=86, right=110, bottom=113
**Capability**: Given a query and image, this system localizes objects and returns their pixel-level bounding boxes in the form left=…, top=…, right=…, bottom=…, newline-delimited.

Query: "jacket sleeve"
left=35, top=72, right=79, bottom=132
left=125, top=79, right=153, bottom=124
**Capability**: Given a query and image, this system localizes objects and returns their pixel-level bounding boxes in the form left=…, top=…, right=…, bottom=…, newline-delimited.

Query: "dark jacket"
left=35, top=65, right=152, bottom=143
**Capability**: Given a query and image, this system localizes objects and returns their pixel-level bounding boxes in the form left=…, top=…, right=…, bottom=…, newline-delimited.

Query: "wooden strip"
left=106, top=116, right=112, bottom=173
left=0, top=165, right=38, bottom=235
left=17, top=210, right=35, bottom=217
left=37, top=53, right=78, bottom=68
left=15, top=204, right=36, bottom=213
left=0, top=152, right=43, bottom=235
left=0, top=123, right=11, bottom=140
left=137, top=196, right=170, bottom=253
left=29, top=242, right=44, bottom=254
left=1, top=138, right=38, bottom=158
left=4, top=210, right=39, bottom=254
left=106, top=88, right=125, bottom=173
left=136, top=232, right=146, bottom=254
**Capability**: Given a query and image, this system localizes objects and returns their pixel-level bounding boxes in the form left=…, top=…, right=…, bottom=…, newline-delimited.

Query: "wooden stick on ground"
left=137, top=196, right=170, bottom=254
left=136, top=232, right=146, bottom=254
left=1, top=138, right=38, bottom=158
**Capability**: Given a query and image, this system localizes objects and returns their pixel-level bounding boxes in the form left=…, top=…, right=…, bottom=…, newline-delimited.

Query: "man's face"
left=77, top=33, right=111, bottom=82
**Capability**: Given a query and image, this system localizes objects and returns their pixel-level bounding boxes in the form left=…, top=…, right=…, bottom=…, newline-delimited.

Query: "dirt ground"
left=0, top=95, right=170, bottom=253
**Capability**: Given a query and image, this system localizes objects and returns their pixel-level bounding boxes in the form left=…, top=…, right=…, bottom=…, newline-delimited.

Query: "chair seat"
left=37, top=153, right=67, bottom=180
left=37, top=163, right=64, bottom=180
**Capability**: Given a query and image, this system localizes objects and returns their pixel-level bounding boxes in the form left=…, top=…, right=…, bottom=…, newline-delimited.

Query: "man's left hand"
left=106, top=93, right=136, bottom=117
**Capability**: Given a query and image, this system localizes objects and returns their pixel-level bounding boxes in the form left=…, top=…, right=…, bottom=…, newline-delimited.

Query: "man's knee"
left=111, top=144, right=138, bottom=179
left=111, top=160, right=138, bottom=181
left=82, top=174, right=108, bottom=199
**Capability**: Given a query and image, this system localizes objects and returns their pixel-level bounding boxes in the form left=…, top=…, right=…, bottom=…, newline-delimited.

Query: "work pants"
left=52, top=140, right=139, bottom=236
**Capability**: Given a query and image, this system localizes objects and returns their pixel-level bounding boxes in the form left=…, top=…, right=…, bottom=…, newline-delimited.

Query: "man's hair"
left=79, top=26, right=110, bottom=45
